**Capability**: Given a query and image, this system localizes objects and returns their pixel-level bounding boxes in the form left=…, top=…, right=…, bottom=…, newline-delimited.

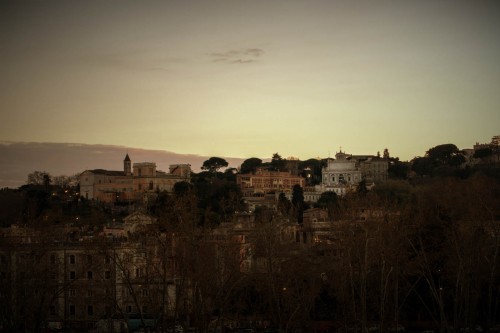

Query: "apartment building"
left=0, top=223, right=176, bottom=332
left=236, top=168, right=305, bottom=196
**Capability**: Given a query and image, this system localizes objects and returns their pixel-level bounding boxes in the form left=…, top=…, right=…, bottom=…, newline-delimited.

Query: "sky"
left=1, top=0, right=499, bottom=167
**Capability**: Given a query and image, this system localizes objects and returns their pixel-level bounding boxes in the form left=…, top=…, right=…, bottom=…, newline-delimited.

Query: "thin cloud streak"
left=210, top=48, right=265, bottom=64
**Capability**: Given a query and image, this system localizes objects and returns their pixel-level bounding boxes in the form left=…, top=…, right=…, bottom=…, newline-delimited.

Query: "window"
left=70, top=289, right=76, bottom=297
left=87, top=271, right=93, bottom=279
left=69, top=271, right=76, bottom=280
left=149, top=181, right=154, bottom=190
left=87, top=305, right=93, bottom=316
left=50, top=254, right=56, bottom=264
left=138, top=184, right=142, bottom=190
left=126, top=305, right=132, bottom=313
left=87, top=255, right=92, bottom=265
left=105, top=271, right=111, bottom=279
left=105, top=306, right=112, bottom=316
left=69, top=305, right=75, bottom=316
left=105, top=256, right=111, bottom=264
left=87, top=290, right=93, bottom=297
left=69, top=255, right=75, bottom=264
left=50, top=305, right=56, bottom=315
left=142, top=289, right=149, bottom=297
left=142, top=305, right=148, bottom=314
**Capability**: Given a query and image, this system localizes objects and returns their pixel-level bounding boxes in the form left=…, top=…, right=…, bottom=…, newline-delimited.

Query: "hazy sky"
left=1, top=0, right=499, bottom=161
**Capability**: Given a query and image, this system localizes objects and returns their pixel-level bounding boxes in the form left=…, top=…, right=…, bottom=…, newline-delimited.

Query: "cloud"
left=245, top=48, right=265, bottom=57
left=0, top=142, right=246, bottom=189
left=231, top=59, right=255, bottom=64
left=209, top=48, right=265, bottom=64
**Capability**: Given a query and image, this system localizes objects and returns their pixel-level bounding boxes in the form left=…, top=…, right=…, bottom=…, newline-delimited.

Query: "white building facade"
left=320, top=150, right=362, bottom=196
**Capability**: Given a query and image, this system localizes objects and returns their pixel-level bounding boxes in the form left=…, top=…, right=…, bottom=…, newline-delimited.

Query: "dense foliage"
left=1, top=144, right=499, bottom=333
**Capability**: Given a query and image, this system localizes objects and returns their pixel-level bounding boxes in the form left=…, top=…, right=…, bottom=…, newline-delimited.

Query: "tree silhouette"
left=240, top=158, right=263, bottom=174
left=291, top=185, right=304, bottom=224
left=201, top=157, right=228, bottom=173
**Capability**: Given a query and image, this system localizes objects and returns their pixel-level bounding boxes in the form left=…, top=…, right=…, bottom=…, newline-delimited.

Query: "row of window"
left=66, top=304, right=94, bottom=316
left=50, top=254, right=112, bottom=265
left=67, top=288, right=113, bottom=297
left=63, top=270, right=156, bottom=282
left=56, top=304, right=119, bottom=317
left=65, top=304, right=150, bottom=315
left=68, top=270, right=111, bottom=280
left=323, top=173, right=359, bottom=183
left=250, top=179, right=303, bottom=184
left=137, top=182, right=159, bottom=191
left=63, top=287, right=149, bottom=298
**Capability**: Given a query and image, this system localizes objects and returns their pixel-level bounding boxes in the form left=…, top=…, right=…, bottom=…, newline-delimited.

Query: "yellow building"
left=236, top=168, right=305, bottom=196
left=80, top=154, right=191, bottom=203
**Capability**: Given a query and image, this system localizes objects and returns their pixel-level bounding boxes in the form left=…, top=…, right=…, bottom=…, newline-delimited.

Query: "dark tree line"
left=1, top=147, right=499, bottom=333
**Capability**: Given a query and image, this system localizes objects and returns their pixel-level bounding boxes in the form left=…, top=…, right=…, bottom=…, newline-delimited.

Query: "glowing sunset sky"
left=1, top=0, right=499, bottom=161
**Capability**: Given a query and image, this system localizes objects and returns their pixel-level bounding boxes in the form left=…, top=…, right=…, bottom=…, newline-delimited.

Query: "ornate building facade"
left=320, top=150, right=362, bottom=196
left=315, top=150, right=389, bottom=197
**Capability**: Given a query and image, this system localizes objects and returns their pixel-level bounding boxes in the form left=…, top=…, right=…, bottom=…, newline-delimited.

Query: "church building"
left=320, top=150, right=362, bottom=196
left=315, top=149, right=389, bottom=197
left=79, top=154, right=191, bottom=203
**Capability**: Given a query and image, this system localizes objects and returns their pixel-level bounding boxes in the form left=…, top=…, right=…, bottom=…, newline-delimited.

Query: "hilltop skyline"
left=1, top=1, right=499, bottom=167
left=0, top=136, right=493, bottom=189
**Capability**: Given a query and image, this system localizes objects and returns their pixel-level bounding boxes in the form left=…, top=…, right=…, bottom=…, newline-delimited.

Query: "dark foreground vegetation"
left=0, top=144, right=499, bottom=333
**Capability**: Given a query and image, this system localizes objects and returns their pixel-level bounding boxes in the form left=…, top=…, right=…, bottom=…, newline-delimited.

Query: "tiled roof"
left=89, top=169, right=125, bottom=176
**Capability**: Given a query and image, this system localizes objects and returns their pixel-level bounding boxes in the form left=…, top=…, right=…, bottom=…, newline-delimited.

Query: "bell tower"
left=124, top=154, right=131, bottom=176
